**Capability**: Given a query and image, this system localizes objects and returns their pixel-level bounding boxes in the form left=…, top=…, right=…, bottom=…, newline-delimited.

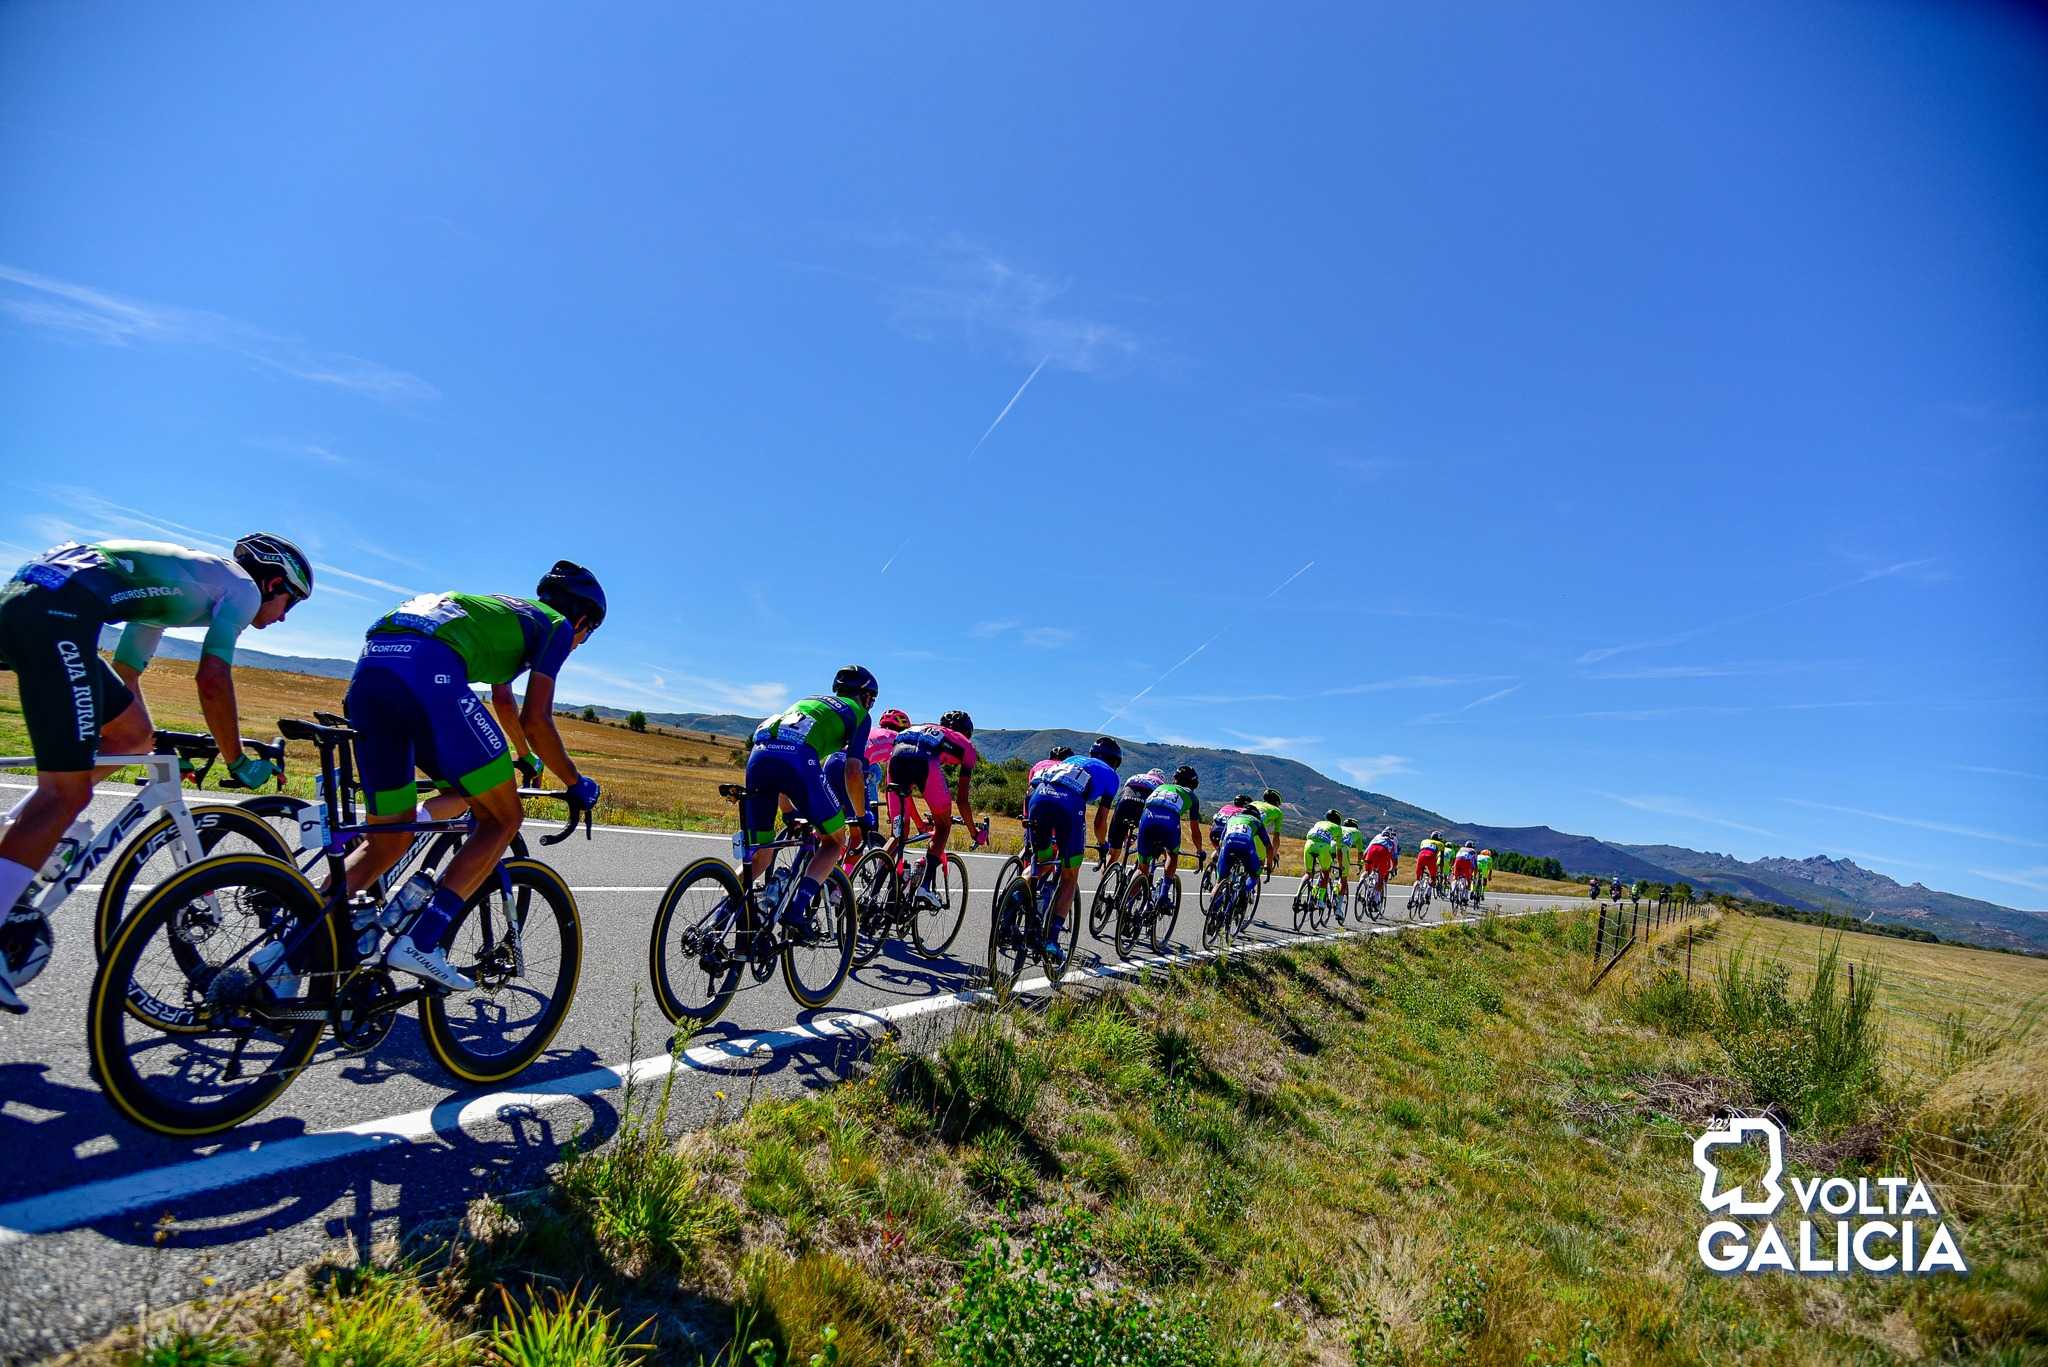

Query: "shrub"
left=626, top=711, right=648, bottom=733
left=486, top=1287, right=651, bottom=1367
left=291, top=1267, right=470, bottom=1367
left=938, top=1213, right=1215, bottom=1365
left=895, top=1013, right=1050, bottom=1140
left=1625, top=968, right=1715, bottom=1034
left=129, top=1329, right=248, bottom=1367
left=1711, top=937, right=1885, bottom=1128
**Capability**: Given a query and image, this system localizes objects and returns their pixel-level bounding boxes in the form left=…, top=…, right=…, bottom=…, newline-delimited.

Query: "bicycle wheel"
left=1201, top=877, right=1232, bottom=951
left=421, top=859, right=581, bottom=1085
left=986, top=879, right=1033, bottom=1004
left=648, top=857, right=749, bottom=1028
left=912, top=852, right=969, bottom=957
left=1087, top=865, right=1120, bottom=941
left=1113, top=870, right=1148, bottom=961
left=849, top=849, right=898, bottom=968
left=1151, top=873, right=1182, bottom=956
left=1292, top=879, right=1315, bottom=933
left=89, top=854, right=337, bottom=1136
left=782, top=868, right=855, bottom=1009
left=1046, top=894, right=1083, bottom=991
left=95, top=803, right=300, bottom=956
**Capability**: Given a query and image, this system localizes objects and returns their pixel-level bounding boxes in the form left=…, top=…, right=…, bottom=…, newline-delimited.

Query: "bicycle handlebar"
left=153, top=729, right=288, bottom=790
left=519, top=788, right=593, bottom=846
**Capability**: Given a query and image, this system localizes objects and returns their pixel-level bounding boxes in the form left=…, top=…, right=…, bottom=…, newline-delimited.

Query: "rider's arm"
left=1092, top=799, right=1111, bottom=848
left=192, top=655, right=245, bottom=760
left=846, top=756, right=868, bottom=823
left=517, top=673, right=582, bottom=783
left=492, top=683, right=535, bottom=763
left=952, top=768, right=974, bottom=833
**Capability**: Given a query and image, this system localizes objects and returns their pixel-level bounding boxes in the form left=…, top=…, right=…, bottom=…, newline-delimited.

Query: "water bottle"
left=349, top=895, right=383, bottom=958
left=730, top=832, right=746, bottom=864
left=38, top=819, right=95, bottom=883
left=382, top=873, right=436, bottom=931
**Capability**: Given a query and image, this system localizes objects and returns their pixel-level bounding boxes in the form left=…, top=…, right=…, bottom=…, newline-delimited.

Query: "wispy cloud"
left=351, top=540, right=431, bottom=573
left=1224, top=729, right=1321, bottom=755
left=1168, top=691, right=1295, bottom=706
left=885, top=236, right=1142, bottom=375
left=1576, top=558, right=1938, bottom=666
left=1265, top=561, right=1314, bottom=598
left=1597, top=791, right=1781, bottom=840
left=1019, top=626, right=1074, bottom=649
left=1462, top=683, right=1522, bottom=710
left=1584, top=660, right=1825, bottom=681
left=1324, top=674, right=1511, bottom=697
left=969, top=619, right=1021, bottom=639
left=1958, top=764, right=2048, bottom=783
left=1338, top=755, right=1411, bottom=787
left=970, top=620, right=1072, bottom=648
left=881, top=356, right=1057, bottom=575
left=1965, top=865, right=2048, bottom=894
left=0, top=264, right=437, bottom=402
left=1097, top=562, right=1321, bottom=731
left=246, top=437, right=347, bottom=466
left=1780, top=798, right=2048, bottom=850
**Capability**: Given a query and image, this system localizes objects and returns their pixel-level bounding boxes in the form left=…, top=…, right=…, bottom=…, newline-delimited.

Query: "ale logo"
left=1692, top=1115, right=1967, bottom=1276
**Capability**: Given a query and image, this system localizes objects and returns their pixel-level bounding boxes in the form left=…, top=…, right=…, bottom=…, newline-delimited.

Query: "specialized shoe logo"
left=1693, top=1114, right=1967, bottom=1276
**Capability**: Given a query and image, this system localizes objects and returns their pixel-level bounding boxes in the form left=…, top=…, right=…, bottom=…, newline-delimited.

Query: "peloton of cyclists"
left=0, top=534, right=314, bottom=1013
left=1105, top=765, right=1167, bottom=869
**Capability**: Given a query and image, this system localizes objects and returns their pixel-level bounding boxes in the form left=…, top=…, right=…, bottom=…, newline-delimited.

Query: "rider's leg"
left=0, top=771, right=92, bottom=909
left=406, top=778, right=524, bottom=946
left=91, top=693, right=155, bottom=781
left=340, top=811, right=420, bottom=897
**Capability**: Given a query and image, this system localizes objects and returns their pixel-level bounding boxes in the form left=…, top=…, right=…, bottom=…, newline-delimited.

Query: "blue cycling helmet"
left=1090, top=736, right=1123, bottom=769
left=538, top=560, right=606, bottom=630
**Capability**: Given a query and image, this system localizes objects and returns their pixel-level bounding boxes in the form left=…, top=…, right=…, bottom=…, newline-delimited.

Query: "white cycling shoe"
left=912, top=884, right=945, bottom=911
left=384, top=937, right=476, bottom=992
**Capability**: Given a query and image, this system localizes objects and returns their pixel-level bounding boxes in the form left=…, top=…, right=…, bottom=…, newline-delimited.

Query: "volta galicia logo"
left=1692, top=1115, right=1967, bottom=1276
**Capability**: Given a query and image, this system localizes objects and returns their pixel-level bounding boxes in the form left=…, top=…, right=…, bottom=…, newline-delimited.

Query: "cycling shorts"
left=0, top=579, right=134, bottom=772
left=1453, top=858, right=1477, bottom=879
left=1365, top=844, right=1396, bottom=875
left=886, top=749, right=953, bottom=816
left=822, top=750, right=856, bottom=824
left=1024, top=785, right=1088, bottom=870
left=343, top=636, right=513, bottom=816
left=1135, top=811, right=1181, bottom=860
left=743, top=739, right=846, bottom=844
left=1106, top=798, right=1145, bottom=851
left=1415, top=850, right=1439, bottom=875
left=1220, top=829, right=1262, bottom=880
left=1304, top=839, right=1338, bottom=874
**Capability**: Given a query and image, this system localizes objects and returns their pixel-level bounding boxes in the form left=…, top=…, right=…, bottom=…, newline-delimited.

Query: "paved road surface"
left=0, top=784, right=1570, bottom=1358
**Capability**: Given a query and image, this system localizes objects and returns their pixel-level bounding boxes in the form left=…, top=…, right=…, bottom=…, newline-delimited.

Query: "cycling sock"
left=409, top=885, right=466, bottom=952
left=0, top=859, right=34, bottom=914
left=787, top=877, right=821, bottom=919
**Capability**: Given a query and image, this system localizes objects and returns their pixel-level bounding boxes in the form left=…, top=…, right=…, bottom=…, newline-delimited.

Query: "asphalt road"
left=0, top=784, right=1571, bottom=1360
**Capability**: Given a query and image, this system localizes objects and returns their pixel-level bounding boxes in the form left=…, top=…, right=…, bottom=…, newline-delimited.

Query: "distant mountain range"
left=166, top=667, right=2048, bottom=955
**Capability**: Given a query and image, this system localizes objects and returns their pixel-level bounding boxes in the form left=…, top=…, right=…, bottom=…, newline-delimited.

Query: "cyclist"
left=339, top=564, right=605, bottom=990
left=0, top=534, right=312, bottom=1013
left=1304, top=810, right=1343, bottom=909
left=1338, top=817, right=1368, bottom=905
left=1476, top=847, right=1494, bottom=901
left=835, top=706, right=908, bottom=855
left=1021, top=736, right=1121, bottom=966
left=1363, top=825, right=1398, bottom=901
left=1415, top=830, right=1444, bottom=893
left=1249, top=789, right=1286, bottom=883
left=887, top=710, right=985, bottom=908
left=1029, top=743, right=1075, bottom=783
left=1215, top=793, right=1277, bottom=899
left=1208, top=791, right=1247, bottom=855
left=1137, top=764, right=1205, bottom=903
left=736, top=665, right=877, bottom=936
left=1452, top=840, right=1480, bottom=901
left=1106, top=766, right=1166, bottom=867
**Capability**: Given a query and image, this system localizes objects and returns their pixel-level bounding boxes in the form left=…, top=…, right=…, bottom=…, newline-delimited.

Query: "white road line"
left=0, top=905, right=1557, bottom=1243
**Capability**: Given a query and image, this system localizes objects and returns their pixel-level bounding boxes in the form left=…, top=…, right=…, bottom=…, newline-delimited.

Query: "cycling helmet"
left=1429, top=830, right=1443, bottom=840
left=939, top=709, right=974, bottom=738
left=1325, top=809, right=1342, bottom=823
left=1382, top=826, right=1397, bottom=838
left=1173, top=764, right=1198, bottom=787
left=1262, top=788, right=1282, bottom=805
left=831, top=664, right=879, bottom=704
left=1049, top=745, right=1075, bottom=761
left=1145, top=767, right=1167, bottom=780
left=1234, top=792, right=1254, bottom=807
left=234, top=532, right=313, bottom=602
left=1480, top=848, right=1493, bottom=857
left=537, top=560, right=606, bottom=630
left=877, top=708, right=910, bottom=732
left=1090, top=736, right=1123, bottom=768
left=1342, top=817, right=1358, bottom=828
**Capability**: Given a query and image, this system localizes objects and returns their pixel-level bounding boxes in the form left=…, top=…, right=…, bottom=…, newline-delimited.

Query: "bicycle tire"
left=1087, top=865, right=1120, bottom=941
left=1292, top=879, right=1314, bottom=933
left=782, top=867, right=855, bottom=1009
left=1113, top=870, right=1148, bottom=961
left=1152, top=873, right=1182, bottom=956
left=849, top=849, right=897, bottom=968
left=647, top=856, right=748, bottom=1029
left=1046, top=896, right=1083, bottom=992
left=94, top=803, right=300, bottom=957
left=986, top=879, right=1032, bottom=1004
left=912, top=852, right=969, bottom=957
left=421, top=859, right=582, bottom=1085
left=1201, top=878, right=1232, bottom=951
left=89, top=854, right=336, bottom=1136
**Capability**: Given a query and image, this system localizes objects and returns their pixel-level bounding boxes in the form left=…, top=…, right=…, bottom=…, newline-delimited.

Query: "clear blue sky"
left=3, top=3, right=2044, bottom=908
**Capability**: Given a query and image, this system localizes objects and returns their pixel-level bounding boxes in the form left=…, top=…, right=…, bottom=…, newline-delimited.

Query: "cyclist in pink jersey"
left=887, top=710, right=986, bottom=908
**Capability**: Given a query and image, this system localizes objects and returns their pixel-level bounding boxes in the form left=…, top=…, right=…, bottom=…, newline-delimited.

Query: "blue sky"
left=3, top=3, right=2044, bottom=908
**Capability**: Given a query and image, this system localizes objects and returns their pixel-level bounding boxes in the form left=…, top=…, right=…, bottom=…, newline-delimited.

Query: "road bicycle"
left=1406, top=870, right=1433, bottom=920
left=88, top=715, right=587, bottom=1136
left=1354, top=866, right=1388, bottom=923
left=0, top=732, right=294, bottom=998
left=1293, top=861, right=1339, bottom=932
left=845, top=810, right=980, bottom=966
left=986, top=844, right=1082, bottom=1003
left=646, top=783, right=856, bottom=1029
left=1112, top=845, right=1188, bottom=960
left=1087, top=829, right=1140, bottom=941
left=1203, top=851, right=1258, bottom=951
left=1449, top=874, right=1473, bottom=913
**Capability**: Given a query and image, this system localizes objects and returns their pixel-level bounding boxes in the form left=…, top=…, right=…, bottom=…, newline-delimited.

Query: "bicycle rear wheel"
left=848, top=850, right=898, bottom=968
left=1113, top=871, right=1148, bottom=961
left=986, top=880, right=1033, bottom=1004
left=912, top=852, right=969, bottom=957
left=90, top=854, right=336, bottom=1136
left=1152, top=872, right=1182, bottom=956
left=782, top=868, right=855, bottom=1009
left=95, top=803, right=300, bottom=956
left=647, top=857, right=748, bottom=1029
left=1087, top=865, right=1120, bottom=941
left=421, top=859, right=581, bottom=1085
left=1292, top=879, right=1315, bottom=933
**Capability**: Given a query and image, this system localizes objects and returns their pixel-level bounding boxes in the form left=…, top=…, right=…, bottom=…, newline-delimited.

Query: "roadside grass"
left=62, top=905, right=2048, bottom=1364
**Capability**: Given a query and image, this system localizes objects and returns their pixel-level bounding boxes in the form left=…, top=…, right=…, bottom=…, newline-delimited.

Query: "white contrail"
left=1097, top=562, right=1319, bottom=731
left=881, top=356, right=1053, bottom=574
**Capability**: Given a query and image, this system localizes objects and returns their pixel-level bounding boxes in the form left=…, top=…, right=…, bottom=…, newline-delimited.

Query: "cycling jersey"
left=1305, top=820, right=1340, bottom=874
left=346, top=636, right=514, bottom=813
left=1306, top=820, right=1341, bottom=847
left=1453, top=848, right=1478, bottom=877
left=891, top=723, right=978, bottom=773
left=1025, top=758, right=1119, bottom=870
left=368, top=592, right=574, bottom=686
left=1108, top=773, right=1163, bottom=852
left=1249, top=800, right=1285, bottom=853
left=887, top=723, right=974, bottom=816
left=1118, top=773, right=1164, bottom=805
left=1364, top=835, right=1397, bottom=875
left=1218, top=810, right=1270, bottom=879
left=744, top=694, right=872, bottom=842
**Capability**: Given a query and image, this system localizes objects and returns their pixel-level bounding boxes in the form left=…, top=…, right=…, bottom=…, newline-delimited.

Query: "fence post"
left=1595, top=904, right=1607, bottom=961
left=1848, top=961, right=1855, bottom=994
left=1686, top=923, right=1694, bottom=985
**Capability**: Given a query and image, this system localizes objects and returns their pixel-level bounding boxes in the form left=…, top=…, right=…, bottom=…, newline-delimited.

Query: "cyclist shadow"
left=852, top=939, right=984, bottom=1000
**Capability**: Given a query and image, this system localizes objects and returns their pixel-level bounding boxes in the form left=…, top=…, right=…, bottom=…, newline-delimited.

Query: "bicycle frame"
left=6, top=750, right=205, bottom=917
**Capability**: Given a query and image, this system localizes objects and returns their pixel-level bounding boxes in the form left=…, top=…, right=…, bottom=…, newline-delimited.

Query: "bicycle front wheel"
left=95, top=802, right=300, bottom=957
left=986, top=880, right=1032, bottom=1004
left=1292, top=880, right=1315, bottom=933
left=1087, top=867, right=1119, bottom=941
left=648, top=857, right=747, bottom=1029
left=90, top=854, right=336, bottom=1136
left=1113, top=871, right=1148, bottom=961
left=422, top=859, right=582, bottom=1085
left=912, top=852, right=970, bottom=957
left=1152, top=874, right=1182, bottom=955
left=782, top=868, right=855, bottom=1009
left=849, top=850, right=898, bottom=968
